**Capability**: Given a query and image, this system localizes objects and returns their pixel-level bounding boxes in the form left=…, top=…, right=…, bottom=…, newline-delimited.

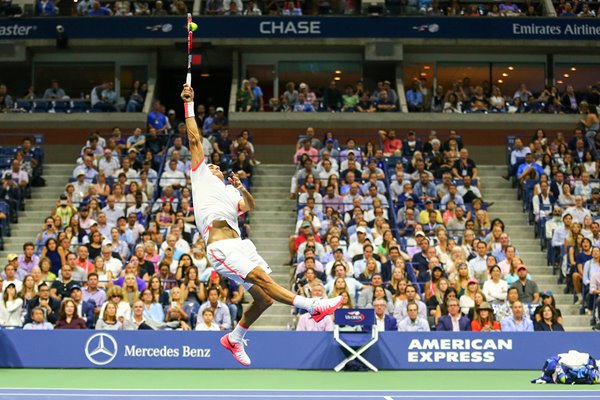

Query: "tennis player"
left=181, top=84, right=342, bottom=366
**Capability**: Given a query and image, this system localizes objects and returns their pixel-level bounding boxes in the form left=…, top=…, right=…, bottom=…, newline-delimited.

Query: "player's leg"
left=239, top=284, right=273, bottom=329
left=221, top=285, right=273, bottom=366
left=245, top=266, right=342, bottom=320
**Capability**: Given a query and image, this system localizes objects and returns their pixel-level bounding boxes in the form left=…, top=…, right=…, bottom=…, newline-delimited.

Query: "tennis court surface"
left=0, top=370, right=598, bottom=400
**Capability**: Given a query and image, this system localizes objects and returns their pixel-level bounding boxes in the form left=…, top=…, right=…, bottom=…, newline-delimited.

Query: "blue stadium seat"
left=14, top=101, right=32, bottom=112
left=31, top=101, right=51, bottom=113
left=70, top=100, right=90, bottom=113
left=52, top=100, right=71, bottom=113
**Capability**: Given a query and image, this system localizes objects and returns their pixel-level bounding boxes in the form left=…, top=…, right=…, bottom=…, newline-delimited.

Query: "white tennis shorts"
left=207, top=238, right=272, bottom=290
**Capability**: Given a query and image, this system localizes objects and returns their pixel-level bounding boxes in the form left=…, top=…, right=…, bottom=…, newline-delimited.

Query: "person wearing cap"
left=534, top=290, right=563, bottom=324
left=0, top=282, right=23, bottom=327
left=510, top=264, right=540, bottom=304
left=459, top=277, right=481, bottom=315
left=587, top=188, right=600, bottom=216
left=1, top=261, right=22, bottom=292
left=72, top=168, right=90, bottom=199
left=70, top=285, right=96, bottom=328
left=471, top=302, right=500, bottom=331
left=418, top=198, right=442, bottom=225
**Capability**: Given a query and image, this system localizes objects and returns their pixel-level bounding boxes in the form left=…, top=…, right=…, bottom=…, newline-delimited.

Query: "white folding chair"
left=333, top=309, right=379, bottom=372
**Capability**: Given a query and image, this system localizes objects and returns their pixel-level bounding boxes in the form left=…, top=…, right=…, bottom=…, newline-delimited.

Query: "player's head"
left=207, top=163, right=225, bottom=181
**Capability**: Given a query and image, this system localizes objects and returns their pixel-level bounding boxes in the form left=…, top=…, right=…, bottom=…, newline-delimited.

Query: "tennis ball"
left=189, top=22, right=198, bottom=32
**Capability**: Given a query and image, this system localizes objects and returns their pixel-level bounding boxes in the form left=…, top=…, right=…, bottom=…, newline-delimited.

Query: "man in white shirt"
left=160, top=159, right=186, bottom=189
left=468, top=241, right=488, bottom=283
left=102, top=195, right=124, bottom=226
left=97, top=148, right=120, bottom=177
left=575, top=172, right=595, bottom=201
left=397, top=301, right=430, bottom=332
left=101, top=244, right=123, bottom=277
left=532, top=180, right=554, bottom=222
left=298, top=184, right=323, bottom=212
left=2, top=261, right=22, bottom=293
left=566, top=196, right=591, bottom=224
left=113, top=157, right=138, bottom=184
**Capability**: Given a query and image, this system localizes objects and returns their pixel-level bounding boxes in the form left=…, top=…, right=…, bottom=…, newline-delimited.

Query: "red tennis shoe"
left=310, top=296, right=343, bottom=323
left=220, top=333, right=251, bottom=366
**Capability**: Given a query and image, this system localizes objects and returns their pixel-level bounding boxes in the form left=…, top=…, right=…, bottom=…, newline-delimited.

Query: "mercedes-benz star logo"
left=85, top=333, right=118, bottom=366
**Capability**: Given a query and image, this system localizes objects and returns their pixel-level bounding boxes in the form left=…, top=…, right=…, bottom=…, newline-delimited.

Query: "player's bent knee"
left=246, top=267, right=271, bottom=286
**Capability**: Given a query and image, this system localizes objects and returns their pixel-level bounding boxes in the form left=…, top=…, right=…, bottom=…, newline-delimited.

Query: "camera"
left=295, top=277, right=308, bottom=287
left=56, top=25, right=64, bottom=33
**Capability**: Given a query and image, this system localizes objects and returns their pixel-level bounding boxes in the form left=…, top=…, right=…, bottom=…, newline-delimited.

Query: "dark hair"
left=540, top=304, right=559, bottom=324
left=23, top=242, right=35, bottom=250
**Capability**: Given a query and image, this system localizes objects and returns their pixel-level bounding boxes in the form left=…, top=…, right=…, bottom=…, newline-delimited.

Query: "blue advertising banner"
left=0, top=16, right=599, bottom=41
left=0, top=330, right=598, bottom=369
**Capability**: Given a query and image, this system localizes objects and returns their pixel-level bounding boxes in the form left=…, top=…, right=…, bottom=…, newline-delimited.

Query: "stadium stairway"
left=479, top=165, right=591, bottom=331
left=243, top=164, right=297, bottom=329
left=0, top=164, right=72, bottom=263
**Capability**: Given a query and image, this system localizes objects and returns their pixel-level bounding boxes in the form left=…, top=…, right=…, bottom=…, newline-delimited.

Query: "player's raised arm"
left=181, top=84, right=204, bottom=167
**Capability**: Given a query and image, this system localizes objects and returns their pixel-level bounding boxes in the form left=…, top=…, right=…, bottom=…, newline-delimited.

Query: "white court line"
left=0, top=394, right=596, bottom=399
left=0, top=388, right=593, bottom=393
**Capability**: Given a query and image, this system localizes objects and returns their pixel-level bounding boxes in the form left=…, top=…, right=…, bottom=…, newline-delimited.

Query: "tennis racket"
left=185, top=13, right=193, bottom=88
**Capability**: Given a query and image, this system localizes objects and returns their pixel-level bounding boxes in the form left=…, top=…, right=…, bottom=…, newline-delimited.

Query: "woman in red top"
left=471, top=301, right=500, bottom=332
left=55, top=298, right=87, bottom=329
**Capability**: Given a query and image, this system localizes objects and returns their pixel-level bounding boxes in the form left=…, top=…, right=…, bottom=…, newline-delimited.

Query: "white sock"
left=229, top=323, right=248, bottom=343
left=293, top=295, right=315, bottom=313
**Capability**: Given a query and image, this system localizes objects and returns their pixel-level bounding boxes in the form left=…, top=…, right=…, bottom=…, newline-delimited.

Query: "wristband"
left=184, top=102, right=195, bottom=118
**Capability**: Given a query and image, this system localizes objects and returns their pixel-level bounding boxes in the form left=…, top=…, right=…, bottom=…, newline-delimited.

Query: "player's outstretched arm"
left=181, top=84, right=204, bottom=167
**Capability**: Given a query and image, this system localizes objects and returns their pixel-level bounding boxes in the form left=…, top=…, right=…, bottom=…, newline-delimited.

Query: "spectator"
left=323, top=80, right=343, bottom=112
left=2, top=261, right=22, bottom=292
left=375, top=90, right=397, bottom=112
left=296, top=283, right=334, bottom=331
left=510, top=264, right=539, bottom=304
left=393, top=284, right=426, bottom=321
left=436, top=298, right=471, bottom=331
left=25, top=283, right=60, bottom=324
left=50, top=264, right=81, bottom=300
left=370, top=298, right=396, bottom=331
left=17, top=242, right=39, bottom=279
left=406, top=80, right=424, bottom=112
left=147, top=101, right=169, bottom=133
left=198, top=286, right=232, bottom=330
left=397, top=301, right=430, bottom=332
left=23, top=307, right=54, bottom=330
left=140, top=288, right=165, bottom=323
left=82, top=272, right=106, bottom=313
left=91, top=81, right=117, bottom=111
left=561, top=85, right=580, bottom=113
left=95, top=302, right=123, bottom=330
left=249, top=77, right=264, bottom=111
left=88, top=0, right=112, bottom=14
left=43, top=80, right=66, bottom=99
left=470, top=301, right=500, bottom=331
left=36, top=0, right=58, bottom=15
left=501, top=300, right=534, bottom=331
left=452, top=148, right=478, bottom=181
left=70, top=285, right=96, bottom=328
left=55, top=298, right=87, bottom=329
left=195, top=308, right=220, bottom=331
left=0, top=283, right=23, bottom=327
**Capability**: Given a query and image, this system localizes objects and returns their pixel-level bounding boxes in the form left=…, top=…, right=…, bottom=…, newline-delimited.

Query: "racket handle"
left=186, top=73, right=191, bottom=86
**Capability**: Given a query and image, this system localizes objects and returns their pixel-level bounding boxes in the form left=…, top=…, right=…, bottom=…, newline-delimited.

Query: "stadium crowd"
left=0, top=80, right=150, bottom=114
left=0, top=105, right=258, bottom=331
left=407, top=79, right=600, bottom=114
left=288, top=127, right=569, bottom=332
left=505, top=123, right=600, bottom=329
